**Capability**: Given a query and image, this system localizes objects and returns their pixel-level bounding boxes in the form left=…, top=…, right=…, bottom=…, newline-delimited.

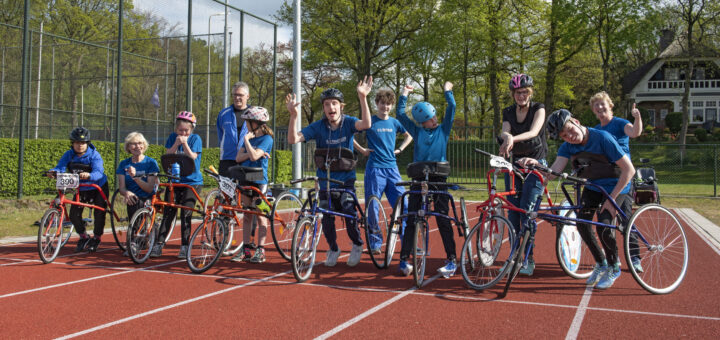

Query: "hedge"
left=0, top=138, right=292, bottom=197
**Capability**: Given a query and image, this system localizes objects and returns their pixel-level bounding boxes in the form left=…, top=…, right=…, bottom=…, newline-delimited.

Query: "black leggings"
left=70, top=182, right=109, bottom=237
left=577, top=190, right=632, bottom=265
left=318, top=180, right=362, bottom=252
left=159, top=185, right=201, bottom=246
left=400, top=176, right=456, bottom=261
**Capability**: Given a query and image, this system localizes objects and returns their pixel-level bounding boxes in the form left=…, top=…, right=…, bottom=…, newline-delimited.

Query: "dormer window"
left=666, top=68, right=679, bottom=80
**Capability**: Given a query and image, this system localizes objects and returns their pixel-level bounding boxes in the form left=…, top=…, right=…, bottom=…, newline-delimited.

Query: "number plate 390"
left=56, top=173, right=80, bottom=190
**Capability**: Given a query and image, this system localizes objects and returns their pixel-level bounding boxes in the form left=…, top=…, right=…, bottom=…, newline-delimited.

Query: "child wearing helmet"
left=518, top=109, right=635, bottom=290
left=48, top=127, right=109, bottom=252
left=499, top=73, right=547, bottom=276
left=230, top=106, right=274, bottom=263
left=395, top=81, right=458, bottom=278
left=353, top=88, right=413, bottom=253
left=152, top=111, right=203, bottom=258
left=285, top=76, right=373, bottom=267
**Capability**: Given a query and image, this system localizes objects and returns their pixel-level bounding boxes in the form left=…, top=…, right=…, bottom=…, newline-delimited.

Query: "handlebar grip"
left=133, top=172, right=159, bottom=178
left=319, top=177, right=344, bottom=185
left=290, top=177, right=307, bottom=185
left=474, top=148, right=492, bottom=157
left=395, top=181, right=410, bottom=186
left=529, top=164, right=586, bottom=183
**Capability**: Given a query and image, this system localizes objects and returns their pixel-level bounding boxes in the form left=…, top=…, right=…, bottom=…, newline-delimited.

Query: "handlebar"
left=132, top=172, right=180, bottom=182
left=395, top=181, right=458, bottom=188
left=527, top=164, right=586, bottom=184
left=290, top=176, right=344, bottom=186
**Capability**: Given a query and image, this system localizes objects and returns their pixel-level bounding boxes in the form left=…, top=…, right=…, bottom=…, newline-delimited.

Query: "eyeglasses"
left=232, top=93, right=247, bottom=98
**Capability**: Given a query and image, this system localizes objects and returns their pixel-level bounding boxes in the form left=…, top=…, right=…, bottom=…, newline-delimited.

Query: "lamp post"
left=207, top=12, right=224, bottom=145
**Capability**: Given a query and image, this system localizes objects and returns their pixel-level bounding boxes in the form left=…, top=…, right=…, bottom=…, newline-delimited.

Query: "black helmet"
left=546, top=109, right=573, bottom=140
left=70, top=127, right=91, bottom=142
left=509, top=74, right=534, bottom=90
left=320, top=88, right=344, bottom=104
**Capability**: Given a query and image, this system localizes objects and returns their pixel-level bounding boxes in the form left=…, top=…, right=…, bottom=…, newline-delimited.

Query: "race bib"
left=219, top=176, right=236, bottom=199
left=56, top=173, right=80, bottom=190
left=490, top=155, right=512, bottom=170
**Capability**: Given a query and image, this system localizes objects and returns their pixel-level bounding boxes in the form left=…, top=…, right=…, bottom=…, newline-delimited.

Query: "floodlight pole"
left=292, top=0, right=302, bottom=184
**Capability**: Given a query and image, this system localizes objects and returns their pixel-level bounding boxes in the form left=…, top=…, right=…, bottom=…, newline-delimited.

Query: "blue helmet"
left=411, top=102, right=436, bottom=124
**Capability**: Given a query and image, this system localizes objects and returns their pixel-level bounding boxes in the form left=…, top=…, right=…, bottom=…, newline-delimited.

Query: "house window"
left=647, top=109, right=656, bottom=126
left=660, top=109, right=669, bottom=120
left=666, top=68, right=679, bottom=80
left=693, top=101, right=704, bottom=107
left=692, top=109, right=704, bottom=122
left=707, top=101, right=717, bottom=107
left=696, top=68, right=705, bottom=80
left=707, top=108, right=718, bottom=122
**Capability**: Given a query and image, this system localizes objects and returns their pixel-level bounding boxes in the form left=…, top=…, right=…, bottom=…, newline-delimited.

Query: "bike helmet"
left=411, top=102, right=436, bottom=124
left=546, top=109, right=573, bottom=140
left=320, top=88, right=344, bottom=104
left=240, top=106, right=270, bottom=123
left=176, top=111, right=197, bottom=127
left=69, top=127, right=91, bottom=142
left=509, top=74, right=534, bottom=90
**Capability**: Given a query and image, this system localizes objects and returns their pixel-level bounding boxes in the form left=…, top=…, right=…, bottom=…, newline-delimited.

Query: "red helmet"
left=509, top=74, right=534, bottom=90
left=176, top=111, right=196, bottom=127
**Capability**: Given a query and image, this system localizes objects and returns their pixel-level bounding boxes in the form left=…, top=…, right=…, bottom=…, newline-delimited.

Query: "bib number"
left=56, top=173, right=80, bottom=190
left=219, top=176, right=236, bottom=199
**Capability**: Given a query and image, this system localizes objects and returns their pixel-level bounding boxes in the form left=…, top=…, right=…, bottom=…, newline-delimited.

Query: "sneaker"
left=325, top=248, right=341, bottom=267
left=369, top=232, right=383, bottom=252
left=75, top=236, right=90, bottom=252
left=631, top=256, right=644, bottom=273
left=347, top=244, right=363, bottom=267
left=87, top=237, right=101, bottom=252
left=586, top=263, right=608, bottom=286
left=149, top=243, right=163, bottom=257
left=399, top=260, right=413, bottom=276
left=177, top=245, right=188, bottom=259
left=437, top=259, right=457, bottom=278
left=596, top=265, right=621, bottom=289
left=231, top=246, right=252, bottom=262
left=370, top=247, right=382, bottom=255
left=519, top=258, right=535, bottom=276
left=249, top=248, right=266, bottom=263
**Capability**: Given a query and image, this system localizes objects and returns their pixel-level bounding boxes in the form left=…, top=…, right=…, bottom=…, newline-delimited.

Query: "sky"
left=133, top=0, right=293, bottom=53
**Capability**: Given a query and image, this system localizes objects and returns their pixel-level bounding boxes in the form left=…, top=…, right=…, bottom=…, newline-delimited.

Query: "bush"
left=664, top=112, right=683, bottom=134
left=694, top=128, right=709, bottom=142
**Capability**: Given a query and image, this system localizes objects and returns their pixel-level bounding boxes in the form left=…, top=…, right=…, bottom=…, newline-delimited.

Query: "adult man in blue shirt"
left=286, top=76, right=373, bottom=267
left=217, top=82, right=250, bottom=176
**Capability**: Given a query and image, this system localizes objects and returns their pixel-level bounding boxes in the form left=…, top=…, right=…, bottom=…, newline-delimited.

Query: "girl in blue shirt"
left=230, top=106, right=274, bottom=263
left=591, top=91, right=642, bottom=156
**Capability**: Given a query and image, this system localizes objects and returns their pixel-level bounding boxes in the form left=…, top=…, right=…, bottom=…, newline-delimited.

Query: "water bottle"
left=254, top=197, right=271, bottom=214
left=171, top=163, right=180, bottom=183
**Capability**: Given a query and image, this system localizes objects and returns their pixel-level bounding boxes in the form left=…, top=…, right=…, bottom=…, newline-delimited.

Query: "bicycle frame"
left=45, top=182, right=118, bottom=237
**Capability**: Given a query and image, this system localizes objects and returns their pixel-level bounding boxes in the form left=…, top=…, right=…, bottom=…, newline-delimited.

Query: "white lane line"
left=314, top=273, right=442, bottom=340
left=0, top=260, right=184, bottom=300
left=565, top=286, right=593, bottom=340
left=54, top=270, right=292, bottom=340
left=0, top=259, right=33, bottom=266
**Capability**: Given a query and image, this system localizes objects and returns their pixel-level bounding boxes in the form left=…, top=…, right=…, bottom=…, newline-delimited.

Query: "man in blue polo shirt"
left=286, top=76, right=373, bottom=267
left=217, top=82, right=250, bottom=176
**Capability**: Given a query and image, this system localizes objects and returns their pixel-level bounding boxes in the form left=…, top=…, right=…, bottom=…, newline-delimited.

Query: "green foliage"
left=665, top=112, right=683, bottom=134
left=694, top=127, right=708, bottom=142
left=271, top=150, right=293, bottom=184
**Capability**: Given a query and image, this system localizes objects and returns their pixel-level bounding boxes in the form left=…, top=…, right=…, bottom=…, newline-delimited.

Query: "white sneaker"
left=347, top=244, right=363, bottom=267
left=325, top=248, right=341, bottom=267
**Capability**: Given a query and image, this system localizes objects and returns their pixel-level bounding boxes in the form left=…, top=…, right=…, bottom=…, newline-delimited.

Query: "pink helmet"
left=176, top=111, right=196, bottom=126
left=509, top=74, right=534, bottom=90
left=240, top=106, right=270, bottom=123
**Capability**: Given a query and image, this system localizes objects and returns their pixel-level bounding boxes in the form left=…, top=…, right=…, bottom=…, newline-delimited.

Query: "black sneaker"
left=76, top=237, right=91, bottom=252
left=87, top=237, right=100, bottom=252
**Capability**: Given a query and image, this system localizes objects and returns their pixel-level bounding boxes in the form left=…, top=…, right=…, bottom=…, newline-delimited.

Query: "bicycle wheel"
left=59, top=220, right=75, bottom=248
left=291, top=217, right=320, bottom=282
left=37, top=209, right=64, bottom=263
left=271, top=191, right=303, bottom=262
left=364, top=195, right=389, bottom=269
left=459, top=197, right=474, bottom=270
left=384, top=196, right=404, bottom=268
left=187, top=215, right=228, bottom=273
left=501, top=228, right=530, bottom=298
left=555, top=204, right=594, bottom=279
left=222, top=215, right=244, bottom=256
left=127, top=207, right=156, bottom=264
left=412, top=219, right=428, bottom=288
left=624, top=204, right=688, bottom=294
left=110, top=189, right=130, bottom=251
left=460, top=214, right=515, bottom=290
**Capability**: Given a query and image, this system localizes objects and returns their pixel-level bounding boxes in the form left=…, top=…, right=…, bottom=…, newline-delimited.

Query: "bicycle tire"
left=460, top=213, right=516, bottom=290
left=59, top=220, right=74, bottom=248
left=501, top=228, right=530, bottom=298
left=37, top=209, right=64, bottom=263
left=271, top=191, right=303, bottom=262
left=127, top=207, right=156, bottom=264
left=412, top=219, right=428, bottom=288
left=554, top=205, right=594, bottom=279
left=110, top=189, right=130, bottom=251
left=384, top=196, right=404, bottom=269
left=291, top=217, right=320, bottom=282
left=624, top=204, right=688, bottom=294
left=365, top=195, right=389, bottom=269
left=187, top=215, right=228, bottom=273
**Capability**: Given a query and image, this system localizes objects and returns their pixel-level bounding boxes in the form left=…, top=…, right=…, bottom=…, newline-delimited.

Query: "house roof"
left=622, top=58, right=660, bottom=94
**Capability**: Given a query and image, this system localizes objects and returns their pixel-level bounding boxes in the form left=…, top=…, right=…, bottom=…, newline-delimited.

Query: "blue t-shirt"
left=595, top=117, right=630, bottom=156
left=164, top=133, right=203, bottom=185
left=557, top=128, right=630, bottom=194
left=396, top=91, right=456, bottom=162
left=116, top=156, right=160, bottom=199
left=364, top=116, right=407, bottom=169
left=301, top=115, right=359, bottom=187
left=240, top=134, right=274, bottom=185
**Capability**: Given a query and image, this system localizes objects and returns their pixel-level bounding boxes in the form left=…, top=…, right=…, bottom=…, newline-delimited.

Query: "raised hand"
left=631, top=103, right=640, bottom=118
left=357, top=75, right=373, bottom=97
left=402, top=84, right=414, bottom=97
left=443, top=81, right=453, bottom=92
left=285, top=93, right=300, bottom=117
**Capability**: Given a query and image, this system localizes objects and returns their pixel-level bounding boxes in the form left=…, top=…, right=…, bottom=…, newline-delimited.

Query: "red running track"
left=1, top=202, right=719, bottom=338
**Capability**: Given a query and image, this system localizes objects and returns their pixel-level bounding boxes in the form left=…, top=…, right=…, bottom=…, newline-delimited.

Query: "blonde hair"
left=124, top=132, right=148, bottom=153
left=589, top=91, right=614, bottom=108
